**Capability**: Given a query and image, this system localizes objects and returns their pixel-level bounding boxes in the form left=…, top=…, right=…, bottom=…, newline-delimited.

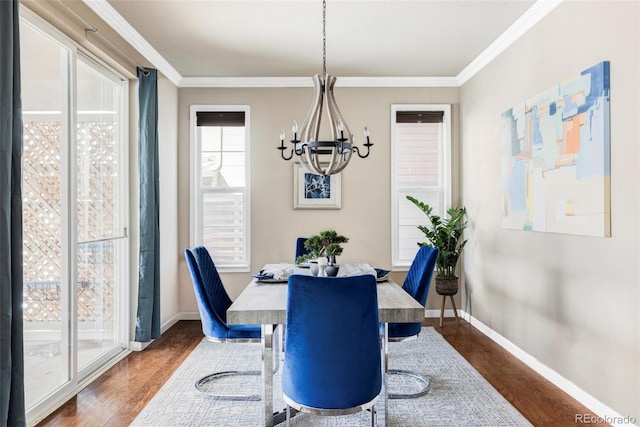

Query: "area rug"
left=131, top=327, right=531, bottom=426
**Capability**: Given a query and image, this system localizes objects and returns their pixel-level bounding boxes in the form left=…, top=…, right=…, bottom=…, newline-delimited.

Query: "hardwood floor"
left=36, top=319, right=607, bottom=427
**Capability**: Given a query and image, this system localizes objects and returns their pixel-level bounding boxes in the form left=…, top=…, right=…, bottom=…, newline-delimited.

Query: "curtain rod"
left=56, top=0, right=150, bottom=76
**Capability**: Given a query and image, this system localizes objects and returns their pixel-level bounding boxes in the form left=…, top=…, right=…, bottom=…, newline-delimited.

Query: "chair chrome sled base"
left=284, top=394, right=379, bottom=427
left=195, top=357, right=281, bottom=401
left=284, top=406, right=377, bottom=427
left=387, top=369, right=431, bottom=399
left=195, top=370, right=262, bottom=401
left=195, top=332, right=281, bottom=401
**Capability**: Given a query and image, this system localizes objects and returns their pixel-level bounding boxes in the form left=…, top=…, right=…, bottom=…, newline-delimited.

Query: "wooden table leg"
left=439, top=296, right=446, bottom=327
left=449, top=296, right=460, bottom=325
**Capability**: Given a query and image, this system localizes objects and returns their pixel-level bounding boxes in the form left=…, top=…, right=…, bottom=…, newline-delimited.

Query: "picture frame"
left=293, top=163, right=341, bottom=209
left=500, top=61, right=611, bottom=237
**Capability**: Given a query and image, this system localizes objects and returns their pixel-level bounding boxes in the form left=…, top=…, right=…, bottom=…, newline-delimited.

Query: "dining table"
left=226, top=263, right=425, bottom=427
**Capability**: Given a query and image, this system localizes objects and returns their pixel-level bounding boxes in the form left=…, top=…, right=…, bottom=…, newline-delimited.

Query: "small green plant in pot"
left=296, top=229, right=349, bottom=276
left=407, top=195, right=467, bottom=295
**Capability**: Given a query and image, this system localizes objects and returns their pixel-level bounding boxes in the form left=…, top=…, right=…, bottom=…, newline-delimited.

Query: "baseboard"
left=463, top=311, right=632, bottom=427
left=425, top=308, right=458, bottom=318
left=180, top=311, right=201, bottom=321
left=129, top=312, right=184, bottom=351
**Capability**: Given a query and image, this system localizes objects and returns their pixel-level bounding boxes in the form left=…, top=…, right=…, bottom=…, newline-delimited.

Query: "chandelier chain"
left=277, top=0, right=373, bottom=175
left=322, top=0, right=327, bottom=79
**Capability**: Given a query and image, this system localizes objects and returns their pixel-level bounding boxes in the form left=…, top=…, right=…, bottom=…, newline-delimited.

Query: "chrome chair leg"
left=369, top=407, right=377, bottom=427
left=286, top=404, right=291, bottom=427
left=195, top=370, right=262, bottom=400
left=196, top=327, right=280, bottom=400
left=387, top=369, right=431, bottom=399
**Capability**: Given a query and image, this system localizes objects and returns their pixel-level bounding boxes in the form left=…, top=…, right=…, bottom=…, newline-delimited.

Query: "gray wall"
left=459, top=0, right=639, bottom=419
left=177, top=86, right=460, bottom=305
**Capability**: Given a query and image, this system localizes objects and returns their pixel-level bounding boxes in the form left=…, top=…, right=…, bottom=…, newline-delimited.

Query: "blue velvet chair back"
left=282, top=275, right=382, bottom=410
left=185, top=246, right=233, bottom=339
left=389, top=245, right=439, bottom=338
left=294, top=237, right=311, bottom=262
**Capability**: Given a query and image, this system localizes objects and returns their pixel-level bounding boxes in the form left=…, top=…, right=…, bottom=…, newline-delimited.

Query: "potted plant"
left=406, top=195, right=467, bottom=295
left=296, top=229, right=349, bottom=276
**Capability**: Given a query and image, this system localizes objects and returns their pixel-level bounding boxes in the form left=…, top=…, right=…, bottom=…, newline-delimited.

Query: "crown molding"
left=83, top=0, right=561, bottom=89
left=456, top=0, right=563, bottom=85
left=180, top=76, right=459, bottom=88
left=82, top=0, right=183, bottom=86
left=180, top=77, right=313, bottom=88
left=335, top=76, right=459, bottom=88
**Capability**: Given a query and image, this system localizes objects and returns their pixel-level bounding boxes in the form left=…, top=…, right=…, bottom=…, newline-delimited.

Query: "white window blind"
left=392, top=105, right=451, bottom=268
left=191, top=107, right=250, bottom=270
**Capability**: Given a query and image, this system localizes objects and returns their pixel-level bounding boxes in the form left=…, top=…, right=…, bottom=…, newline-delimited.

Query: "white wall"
left=157, top=77, right=180, bottom=325
left=460, top=0, right=639, bottom=419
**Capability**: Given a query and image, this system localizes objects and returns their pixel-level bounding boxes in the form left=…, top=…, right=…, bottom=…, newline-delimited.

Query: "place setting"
left=251, top=262, right=390, bottom=283
left=251, top=264, right=295, bottom=283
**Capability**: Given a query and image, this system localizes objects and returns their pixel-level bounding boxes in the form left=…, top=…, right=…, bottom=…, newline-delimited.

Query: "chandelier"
left=277, top=0, right=373, bottom=176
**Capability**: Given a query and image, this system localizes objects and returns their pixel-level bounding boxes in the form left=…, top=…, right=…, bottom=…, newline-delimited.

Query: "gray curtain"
left=0, top=0, right=26, bottom=425
left=134, top=67, right=161, bottom=342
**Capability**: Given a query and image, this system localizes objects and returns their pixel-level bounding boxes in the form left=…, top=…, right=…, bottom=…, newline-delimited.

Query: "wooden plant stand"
left=435, top=276, right=461, bottom=327
left=439, top=294, right=460, bottom=327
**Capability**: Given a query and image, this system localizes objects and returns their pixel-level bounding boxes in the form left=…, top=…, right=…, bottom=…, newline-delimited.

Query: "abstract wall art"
left=501, top=61, right=611, bottom=237
left=293, top=163, right=341, bottom=209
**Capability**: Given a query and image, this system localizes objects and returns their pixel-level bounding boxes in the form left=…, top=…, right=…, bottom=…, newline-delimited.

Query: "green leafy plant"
left=296, top=229, right=349, bottom=265
left=406, top=195, right=467, bottom=278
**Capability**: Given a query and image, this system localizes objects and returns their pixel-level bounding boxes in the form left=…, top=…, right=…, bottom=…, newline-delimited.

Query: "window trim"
left=189, top=105, right=251, bottom=272
left=391, top=104, right=452, bottom=269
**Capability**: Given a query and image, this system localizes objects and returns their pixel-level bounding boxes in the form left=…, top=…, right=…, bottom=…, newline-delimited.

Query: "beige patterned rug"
left=131, top=327, right=531, bottom=426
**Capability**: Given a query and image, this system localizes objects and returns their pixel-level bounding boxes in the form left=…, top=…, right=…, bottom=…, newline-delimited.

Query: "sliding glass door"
left=75, top=57, right=128, bottom=371
left=20, top=11, right=129, bottom=419
left=21, top=16, right=71, bottom=408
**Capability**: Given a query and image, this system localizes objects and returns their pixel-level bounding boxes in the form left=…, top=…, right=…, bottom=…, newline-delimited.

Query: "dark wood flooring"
left=36, top=319, right=608, bottom=427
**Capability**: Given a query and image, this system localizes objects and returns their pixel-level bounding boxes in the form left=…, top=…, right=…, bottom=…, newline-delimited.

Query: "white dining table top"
left=227, top=265, right=425, bottom=325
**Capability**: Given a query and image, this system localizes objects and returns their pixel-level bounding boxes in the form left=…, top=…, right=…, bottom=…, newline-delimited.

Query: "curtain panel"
left=0, top=0, right=27, bottom=425
left=134, top=67, right=161, bottom=342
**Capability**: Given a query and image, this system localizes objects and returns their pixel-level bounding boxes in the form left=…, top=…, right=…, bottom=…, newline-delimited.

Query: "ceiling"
left=96, top=0, right=546, bottom=86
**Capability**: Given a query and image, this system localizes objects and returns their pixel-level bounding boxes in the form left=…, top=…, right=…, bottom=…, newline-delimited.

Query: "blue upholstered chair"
left=294, top=237, right=311, bottom=262
left=185, top=246, right=267, bottom=400
left=387, top=245, right=439, bottom=399
left=282, top=275, right=382, bottom=426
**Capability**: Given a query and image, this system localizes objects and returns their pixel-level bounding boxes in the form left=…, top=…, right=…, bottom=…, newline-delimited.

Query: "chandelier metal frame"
left=278, top=0, right=373, bottom=176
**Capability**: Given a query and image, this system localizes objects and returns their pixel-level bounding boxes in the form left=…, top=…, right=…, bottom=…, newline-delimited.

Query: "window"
left=190, top=106, right=250, bottom=271
left=391, top=105, right=451, bottom=268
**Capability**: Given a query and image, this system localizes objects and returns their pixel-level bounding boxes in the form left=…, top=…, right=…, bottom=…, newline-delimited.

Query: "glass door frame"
left=75, top=51, right=131, bottom=381
left=21, top=7, right=131, bottom=424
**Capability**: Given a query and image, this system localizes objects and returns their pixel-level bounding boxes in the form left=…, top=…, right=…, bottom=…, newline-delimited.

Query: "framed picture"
left=293, top=163, right=341, bottom=209
left=500, top=61, right=611, bottom=237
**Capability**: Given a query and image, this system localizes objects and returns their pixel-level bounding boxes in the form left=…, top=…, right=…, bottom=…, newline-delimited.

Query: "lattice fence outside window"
left=23, top=121, right=117, bottom=323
